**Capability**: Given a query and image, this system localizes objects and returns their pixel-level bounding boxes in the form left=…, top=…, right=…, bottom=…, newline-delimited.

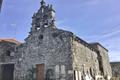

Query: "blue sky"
left=0, top=0, right=120, bottom=62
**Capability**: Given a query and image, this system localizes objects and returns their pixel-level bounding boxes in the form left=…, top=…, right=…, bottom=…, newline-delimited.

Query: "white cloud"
left=83, top=0, right=100, bottom=6
left=10, top=23, right=16, bottom=27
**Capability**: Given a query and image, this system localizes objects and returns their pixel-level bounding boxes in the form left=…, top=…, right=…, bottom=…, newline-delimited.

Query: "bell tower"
left=31, top=0, right=56, bottom=33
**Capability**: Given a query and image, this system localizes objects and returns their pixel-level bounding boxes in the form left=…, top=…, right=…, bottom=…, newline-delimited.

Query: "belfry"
left=31, top=0, right=56, bottom=33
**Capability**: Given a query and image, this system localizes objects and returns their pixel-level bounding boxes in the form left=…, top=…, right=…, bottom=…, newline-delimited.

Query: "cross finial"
left=40, top=0, right=46, bottom=6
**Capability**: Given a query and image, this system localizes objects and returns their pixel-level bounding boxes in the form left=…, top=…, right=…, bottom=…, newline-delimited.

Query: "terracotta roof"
left=0, top=38, right=21, bottom=45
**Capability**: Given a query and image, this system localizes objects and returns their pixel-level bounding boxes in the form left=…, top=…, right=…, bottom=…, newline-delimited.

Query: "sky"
left=0, top=0, right=120, bottom=62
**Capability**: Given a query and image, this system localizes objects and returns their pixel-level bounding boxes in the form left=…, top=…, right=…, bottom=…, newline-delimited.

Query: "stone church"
left=0, top=0, right=112, bottom=80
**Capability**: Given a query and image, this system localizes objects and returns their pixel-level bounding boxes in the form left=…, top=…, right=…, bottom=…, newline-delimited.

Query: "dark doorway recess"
left=1, top=64, right=14, bottom=80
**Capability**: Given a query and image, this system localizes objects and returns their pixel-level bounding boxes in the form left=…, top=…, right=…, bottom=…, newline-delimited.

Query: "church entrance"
left=36, top=64, right=45, bottom=80
left=0, top=64, right=14, bottom=80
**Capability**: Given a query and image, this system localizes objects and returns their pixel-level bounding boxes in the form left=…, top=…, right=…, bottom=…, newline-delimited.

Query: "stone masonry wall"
left=97, top=45, right=112, bottom=78
left=90, top=43, right=112, bottom=79
left=72, top=37, right=100, bottom=80
left=110, top=62, right=120, bottom=77
left=14, top=28, right=74, bottom=80
left=0, top=41, right=18, bottom=80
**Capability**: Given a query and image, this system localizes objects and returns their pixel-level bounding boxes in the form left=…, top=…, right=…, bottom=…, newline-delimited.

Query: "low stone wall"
left=110, top=62, right=120, bottom=78
left=111, top=77, right=120, bottom=80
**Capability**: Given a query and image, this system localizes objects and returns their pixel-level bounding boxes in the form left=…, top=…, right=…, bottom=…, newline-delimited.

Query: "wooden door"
left=36, top=64, right=45, bottom=80
left=1, top=64, right=14, bottom=80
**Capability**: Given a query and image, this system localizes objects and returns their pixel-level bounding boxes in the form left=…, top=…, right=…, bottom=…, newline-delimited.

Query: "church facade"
left=0, top=0, right=112, bottom=80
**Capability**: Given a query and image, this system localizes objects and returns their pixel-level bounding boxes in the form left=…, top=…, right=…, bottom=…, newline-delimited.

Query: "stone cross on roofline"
left=40, top=0, right=46, bottom=6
